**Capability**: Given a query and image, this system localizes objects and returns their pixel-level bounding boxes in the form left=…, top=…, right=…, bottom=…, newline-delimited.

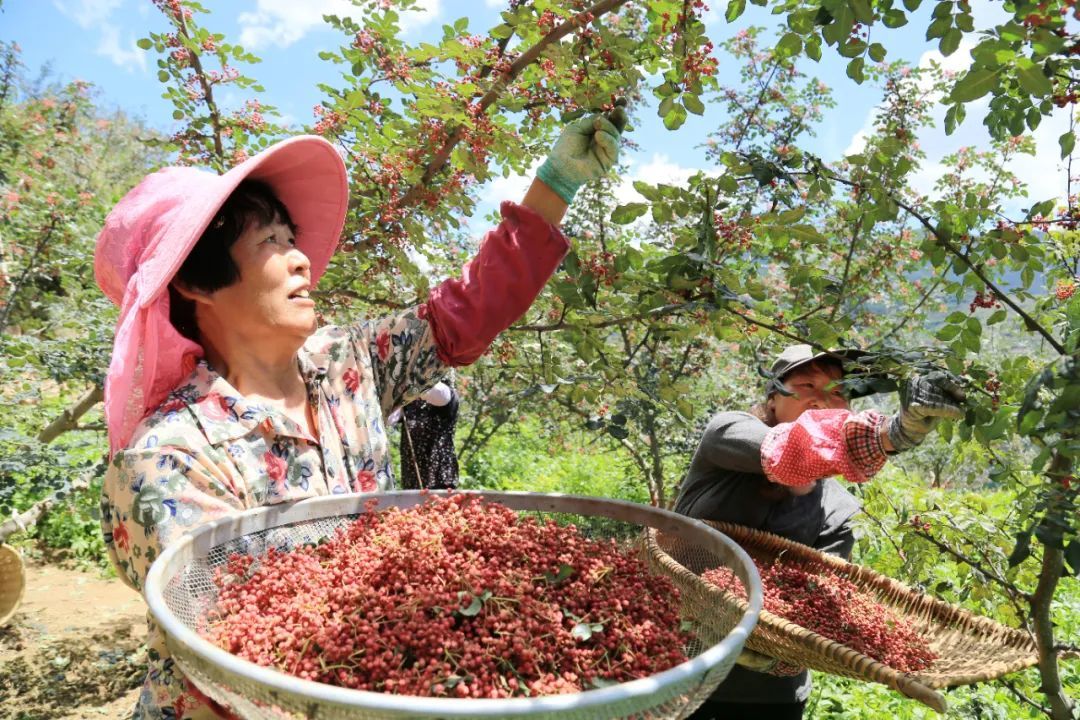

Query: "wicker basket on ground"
left=647, top=521, right=1048, bottom=714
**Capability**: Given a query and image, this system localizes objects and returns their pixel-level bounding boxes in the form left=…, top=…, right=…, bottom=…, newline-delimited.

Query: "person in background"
left=390, top=380, right=460, bottom=490
left=95, top=107, right=624, bottom=719
left=675, top=344, right=965, bottom=720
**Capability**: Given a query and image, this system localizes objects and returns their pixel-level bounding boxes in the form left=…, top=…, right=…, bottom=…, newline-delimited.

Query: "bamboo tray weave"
left=647, top=521, right=1044, bottom=714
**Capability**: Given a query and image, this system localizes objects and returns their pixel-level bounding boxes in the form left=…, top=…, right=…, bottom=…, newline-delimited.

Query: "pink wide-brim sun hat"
left=95, top=135, right=349, bottom=456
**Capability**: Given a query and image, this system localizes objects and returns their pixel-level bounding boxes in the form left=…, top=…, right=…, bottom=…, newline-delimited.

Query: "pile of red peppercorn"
left=204, top=494, right=691, bottom=698
left=702, top=560, right=936, bottom=673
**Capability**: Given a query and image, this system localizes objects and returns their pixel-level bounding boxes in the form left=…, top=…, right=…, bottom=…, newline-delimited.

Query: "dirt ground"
left=0, top=559, right=145, bottom=720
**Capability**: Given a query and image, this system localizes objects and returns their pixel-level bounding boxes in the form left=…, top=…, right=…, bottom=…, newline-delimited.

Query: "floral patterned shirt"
left=101, top=307, right=444, bottom=719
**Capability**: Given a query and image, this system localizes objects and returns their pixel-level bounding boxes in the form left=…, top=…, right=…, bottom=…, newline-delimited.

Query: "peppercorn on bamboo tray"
left=146, top=491, right=766, bottom=720
left=646, top=521, right=1047, bottom=714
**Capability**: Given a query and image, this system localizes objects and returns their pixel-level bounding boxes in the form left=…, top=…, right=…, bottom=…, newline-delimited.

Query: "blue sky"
left=1, top=0, right=1068, bottom=216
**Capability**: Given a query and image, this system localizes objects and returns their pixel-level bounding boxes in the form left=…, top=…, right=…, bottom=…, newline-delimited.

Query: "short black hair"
left=169, top=180, right=296, bottom=342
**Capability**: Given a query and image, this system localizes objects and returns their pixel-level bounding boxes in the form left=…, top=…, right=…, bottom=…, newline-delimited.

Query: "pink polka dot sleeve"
left=760, top=409, right=888, bottom=487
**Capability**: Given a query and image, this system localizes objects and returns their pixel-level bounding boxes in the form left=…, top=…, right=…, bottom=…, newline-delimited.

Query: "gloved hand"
left=887, top=370, right=966, bottom=451
left=536, top=101, right=627, bottom=204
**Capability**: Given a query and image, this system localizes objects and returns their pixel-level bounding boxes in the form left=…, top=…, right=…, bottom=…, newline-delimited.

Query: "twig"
left=828, top=211, right=864, bottom=322
left=908, top=527, right=1032, bottom=603
left=510, top=299, right=699, bottom=332
left=998, top=676, right=1051, bottom=717
left=855, top=505, right=908, bottom=561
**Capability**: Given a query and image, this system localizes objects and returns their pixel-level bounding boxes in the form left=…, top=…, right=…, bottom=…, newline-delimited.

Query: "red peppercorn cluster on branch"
left=703, top=560, right=936, bottom=673
left=205, top=494, right=691, bottom=698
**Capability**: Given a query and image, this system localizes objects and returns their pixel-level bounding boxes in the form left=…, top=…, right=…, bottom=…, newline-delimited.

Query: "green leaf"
left=137, top=38, right=153, bottom=50
left=1059, top=131, right=1075, bottom=159
left=944, top=103, right=966, bottom=134
left=882, top=9, right=908, bottom=28
left=849, top=0, right=874, bottom=24
left=939, top=28, right=962, bottom=56
left=1065, top=539, right=1080, bottom=576
left=607, top=424, right=629, bottom=440
left=663, top=103, right=688, bottom=130
left=157, top=69, right=169, bottom=82
left=787, top=225, right=825, bottom=243
left=846, top=57, right=865, bottom=83
left=936, top=323, right=961, bottom=341
left=1016, top=64, right=1053, bottom=97
left=683, top=93, right=706, bottom=115
left=868, top=42, right=887, bottom=62
left=611, top=203, right=649, bottom=224
left=572, top=622, right=603, bottom=641
left=986, top=309, right=1007, bottom=325
left=658, top=95, right=675, bottom=118
left=925, top=16, right=950, bottom=40
left=725, top=0, right=746, bottom=22
left=544, top=563, right=575, bottom=584
left=950, top=67, right=1001, bottom=103
left=457, top=592, right=483, bottom=616
left=1007, top=531, right=1032, bottom=568
left=776, top=32, right=803, bottom=57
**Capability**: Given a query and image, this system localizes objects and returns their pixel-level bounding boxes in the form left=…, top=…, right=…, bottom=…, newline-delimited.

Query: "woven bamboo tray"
left=0, top=543, right=26, bottom=626
left=647, top=521, right=1044, bottom=714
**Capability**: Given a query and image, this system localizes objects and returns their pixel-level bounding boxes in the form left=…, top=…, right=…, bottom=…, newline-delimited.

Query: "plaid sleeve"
left=842, top=409, right=888, bottom=479
left=761, top=409, right=888, bottom=486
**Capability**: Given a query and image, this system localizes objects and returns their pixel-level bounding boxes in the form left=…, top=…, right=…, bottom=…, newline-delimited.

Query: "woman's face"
left=768, top=362, right=848, bottom=425
left=205, top=218, right=316, bottom=342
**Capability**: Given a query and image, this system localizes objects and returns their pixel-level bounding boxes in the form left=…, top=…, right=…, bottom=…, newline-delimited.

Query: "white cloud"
left=238, top=0, right=442, bottom=50
left=96, top=24, right=147, bottom=73
left=614, top=153, right=704, bottom=206
left=53, top=0, right=122, bottom=29
left=844, top=129, right=869, bottom=157
left=483, top=158, right=543, bottom=205
left=54, top=0, right=147, bottom=72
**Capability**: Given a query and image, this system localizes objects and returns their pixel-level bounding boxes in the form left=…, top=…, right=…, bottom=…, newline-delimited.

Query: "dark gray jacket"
left=674, top=411, right=862, bottom=704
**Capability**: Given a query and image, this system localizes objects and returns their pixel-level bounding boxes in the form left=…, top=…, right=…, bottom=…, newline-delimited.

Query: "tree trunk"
left=1031, top=447, right=1077, bottom=720
left=645, top=414, right=666, bottom=508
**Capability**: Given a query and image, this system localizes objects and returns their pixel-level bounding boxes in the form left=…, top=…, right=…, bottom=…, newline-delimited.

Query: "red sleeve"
left=760, top=409, right=888, bottom=486
left=421, top=201, right=569, bottom=366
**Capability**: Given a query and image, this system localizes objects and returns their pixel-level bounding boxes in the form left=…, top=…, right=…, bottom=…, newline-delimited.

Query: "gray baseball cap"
left=766, top=345, right=882, bottom=398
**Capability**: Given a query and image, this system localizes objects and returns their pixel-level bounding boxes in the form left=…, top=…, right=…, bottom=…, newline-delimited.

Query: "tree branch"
left=175, top=14, right=225, bottom=165
left=0, top=466, right=99, bottom=542
left=399, top=0, right=631, bottom=207
left=823, top=170, right=1066, bottom=355
left=36, top=384, right=104, bottom=444
left=998, top=677, right=1051, bottom=717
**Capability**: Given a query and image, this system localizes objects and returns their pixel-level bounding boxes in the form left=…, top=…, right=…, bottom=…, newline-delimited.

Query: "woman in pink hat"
left=95, top=114, right=622, bottom=719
